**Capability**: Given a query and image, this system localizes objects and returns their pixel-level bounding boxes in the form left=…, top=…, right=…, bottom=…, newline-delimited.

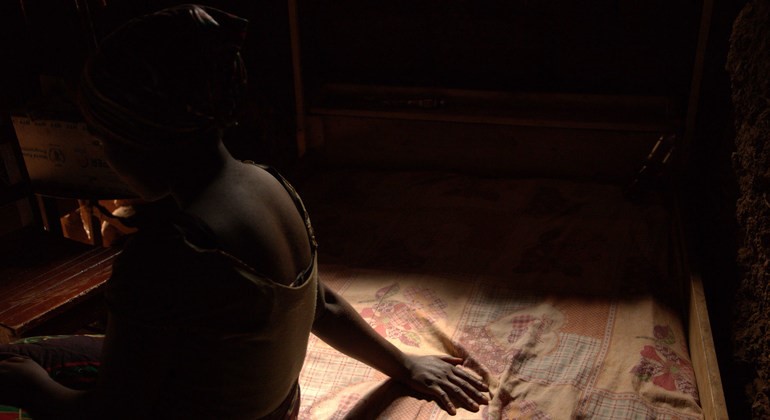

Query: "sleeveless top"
left=105, top=165, right=319, bottom=419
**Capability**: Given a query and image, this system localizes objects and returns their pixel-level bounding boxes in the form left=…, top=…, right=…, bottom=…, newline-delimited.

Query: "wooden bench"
left=0, top=229, right=119, bottom=344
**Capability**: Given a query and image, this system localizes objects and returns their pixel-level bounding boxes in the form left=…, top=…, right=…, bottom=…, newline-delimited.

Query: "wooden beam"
left=682, top=0, right=716, bottom=160
left=288, top=0, right=307, bottom=157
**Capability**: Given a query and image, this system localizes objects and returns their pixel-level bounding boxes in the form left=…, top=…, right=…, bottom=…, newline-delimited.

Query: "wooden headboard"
left=287, top=1, right=705, bottom=182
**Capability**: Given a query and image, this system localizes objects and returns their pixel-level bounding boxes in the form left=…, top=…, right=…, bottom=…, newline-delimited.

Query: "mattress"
left=295, top=169, right=703, bottom=419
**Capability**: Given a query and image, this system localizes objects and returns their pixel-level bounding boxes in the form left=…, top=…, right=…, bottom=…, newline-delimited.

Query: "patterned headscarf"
left=79, top=4, right=248, bottom=149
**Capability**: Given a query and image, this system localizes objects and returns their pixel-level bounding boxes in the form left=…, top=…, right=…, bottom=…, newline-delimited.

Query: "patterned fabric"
left=296, top=170, right=703, bottom=419
left=79, top=4, right=248, bottom=149
left=0, top=406, right=30, bottom=420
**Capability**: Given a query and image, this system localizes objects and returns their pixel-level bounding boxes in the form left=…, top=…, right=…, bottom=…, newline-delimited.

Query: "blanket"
left=296, top=170, right=702, bottom=419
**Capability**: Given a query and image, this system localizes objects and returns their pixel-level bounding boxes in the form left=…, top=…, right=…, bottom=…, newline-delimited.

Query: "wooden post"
left=288, top=0, right=307, bottom=157
left=682, top=0, right=715, bottom=163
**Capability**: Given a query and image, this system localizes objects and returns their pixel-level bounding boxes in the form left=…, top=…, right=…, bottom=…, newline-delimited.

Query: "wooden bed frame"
left=294, top=86, right=728, bottom=420
left=674, top=195, right=729, bottom=420
left=287, top=1, right=727, bottom=418
left=685, top=234, right=729, bottom=419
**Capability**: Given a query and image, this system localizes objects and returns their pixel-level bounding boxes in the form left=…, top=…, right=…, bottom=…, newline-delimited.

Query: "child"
left=0, top=4, right=488, bottom=419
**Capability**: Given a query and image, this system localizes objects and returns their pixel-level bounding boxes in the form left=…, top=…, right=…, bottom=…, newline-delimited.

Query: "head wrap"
left=79, top=4, right=248, bottom=149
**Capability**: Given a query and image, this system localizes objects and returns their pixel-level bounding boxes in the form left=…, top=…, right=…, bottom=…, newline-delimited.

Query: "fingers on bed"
left=434, top=386, right=460, bottom=416
left=447, top=374, right=487, bottom=410
left=451, top=364, right=489, bottom=392
left=440, top=355, right=465, bottom=365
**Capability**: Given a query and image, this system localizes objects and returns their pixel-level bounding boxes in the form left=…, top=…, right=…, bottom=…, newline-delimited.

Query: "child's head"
left=78, top=4, right=248, bottom=199
left=79, top=4, right=248, bottom=151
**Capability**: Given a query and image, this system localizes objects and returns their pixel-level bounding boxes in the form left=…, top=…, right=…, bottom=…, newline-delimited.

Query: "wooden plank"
left=682, top=0, right=715, bottom=161
left=310, top=84, right=681, bottom=133
left=315, top=115, right=660, bottom=181
left=316, top=83, right=678, bottom=110
left=689, top=271, right=729, bottom=419
left=672, top=193, right=729, bottom=420
left=311, top=107, right=676, bottom=133
left=0, top=231, right=119, bottom=343
left=288, top=0, right=308, bottom=156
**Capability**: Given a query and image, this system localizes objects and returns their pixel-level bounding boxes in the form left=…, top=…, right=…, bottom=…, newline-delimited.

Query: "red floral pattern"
left=358, top=283, right=447, bottom=347
left=631, top=325, right=698, bottom=400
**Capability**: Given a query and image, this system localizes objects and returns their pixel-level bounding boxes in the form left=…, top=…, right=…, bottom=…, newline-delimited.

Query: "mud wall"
left=727, top=1, right=770, bottom=416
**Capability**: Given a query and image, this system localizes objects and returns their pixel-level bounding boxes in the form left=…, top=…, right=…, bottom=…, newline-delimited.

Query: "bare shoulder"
left=184, top=162, right=312, bottom=284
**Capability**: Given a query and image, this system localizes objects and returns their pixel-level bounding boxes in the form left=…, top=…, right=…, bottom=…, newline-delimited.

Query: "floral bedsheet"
left=296, top=170, right=702, bottom=419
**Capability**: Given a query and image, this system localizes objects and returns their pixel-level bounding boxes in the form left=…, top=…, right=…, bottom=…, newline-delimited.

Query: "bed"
left=277, top=0, right=739, bottom=395
left=292, top=167, right=709, bottom=419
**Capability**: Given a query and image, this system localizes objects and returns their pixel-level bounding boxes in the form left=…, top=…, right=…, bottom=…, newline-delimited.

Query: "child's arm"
left=311, top=282, right=489, bottom=415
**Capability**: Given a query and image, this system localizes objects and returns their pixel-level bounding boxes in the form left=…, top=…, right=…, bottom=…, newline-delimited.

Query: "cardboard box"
left=11, top=116, right=134, bottom=198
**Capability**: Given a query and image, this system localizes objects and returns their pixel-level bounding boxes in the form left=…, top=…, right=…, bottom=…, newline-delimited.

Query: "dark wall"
left=725, top=1, right=770, bottom=418
left=299, top=1, right=701, bottom=100
left=5, top=1, right=707, bottom=166
left=0, top=2, right=40, bottom=128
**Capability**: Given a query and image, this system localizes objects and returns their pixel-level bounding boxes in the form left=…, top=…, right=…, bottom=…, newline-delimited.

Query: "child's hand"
left=400, top=354, right=489, bottom=415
